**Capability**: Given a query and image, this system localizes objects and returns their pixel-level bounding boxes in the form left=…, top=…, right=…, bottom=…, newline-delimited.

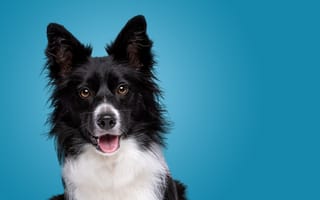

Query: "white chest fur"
left=62, top=139, right=168, bottom=200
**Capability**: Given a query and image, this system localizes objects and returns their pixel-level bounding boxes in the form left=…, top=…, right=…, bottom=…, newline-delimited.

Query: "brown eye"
left=117, top=84, right=129, bottom=95
left=79, top=87, right=91, bottom=99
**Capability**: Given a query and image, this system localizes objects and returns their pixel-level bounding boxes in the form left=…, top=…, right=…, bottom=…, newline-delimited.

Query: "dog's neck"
left=62, top=138, right=168, bottom=200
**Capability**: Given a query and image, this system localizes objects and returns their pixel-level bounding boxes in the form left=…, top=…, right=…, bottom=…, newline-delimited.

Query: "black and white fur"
left=45, top=15, right=186, bottom=200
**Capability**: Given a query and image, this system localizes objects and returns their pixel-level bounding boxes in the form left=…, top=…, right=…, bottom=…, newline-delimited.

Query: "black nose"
left=97, top=115, right=116, bottom=130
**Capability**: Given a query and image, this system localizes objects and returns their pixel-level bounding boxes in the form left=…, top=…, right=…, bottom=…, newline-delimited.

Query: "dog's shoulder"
left=50, top=194, right=64, bottom=200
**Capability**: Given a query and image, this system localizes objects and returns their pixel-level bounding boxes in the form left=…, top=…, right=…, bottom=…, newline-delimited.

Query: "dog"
left=45, top=15, right=186, bottom=200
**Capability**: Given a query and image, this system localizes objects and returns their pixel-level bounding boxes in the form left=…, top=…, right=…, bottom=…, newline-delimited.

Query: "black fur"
left=45, top=15, right=186, bottom=200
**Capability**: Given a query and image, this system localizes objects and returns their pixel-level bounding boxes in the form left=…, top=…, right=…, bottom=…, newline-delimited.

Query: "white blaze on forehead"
left=94, top=103, right=120, bottom=120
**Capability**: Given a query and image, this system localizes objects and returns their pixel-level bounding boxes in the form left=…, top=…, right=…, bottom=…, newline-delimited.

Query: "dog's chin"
left=93, top=134, right=122, bottom=156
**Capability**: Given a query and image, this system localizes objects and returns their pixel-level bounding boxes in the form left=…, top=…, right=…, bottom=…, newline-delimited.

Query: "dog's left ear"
left=106, top=15, right=154, bottom=70
left=46, top=23, right=92, bottom=81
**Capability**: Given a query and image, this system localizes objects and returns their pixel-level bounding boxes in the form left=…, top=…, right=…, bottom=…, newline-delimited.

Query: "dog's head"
left=45, top=15, right=166, bottom=161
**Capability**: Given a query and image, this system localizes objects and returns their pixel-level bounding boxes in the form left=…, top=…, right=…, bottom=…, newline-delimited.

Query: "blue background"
left=0, top=0, right=319, bottom=199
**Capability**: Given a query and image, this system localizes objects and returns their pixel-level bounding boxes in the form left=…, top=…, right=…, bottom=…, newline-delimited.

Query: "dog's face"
left=46, top=16, right=165, bottom=160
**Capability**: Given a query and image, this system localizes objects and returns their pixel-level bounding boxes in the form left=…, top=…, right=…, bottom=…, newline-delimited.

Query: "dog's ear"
left=45, top=23, right=92, bottom=80
left=106, top=15, right=154, bottom=70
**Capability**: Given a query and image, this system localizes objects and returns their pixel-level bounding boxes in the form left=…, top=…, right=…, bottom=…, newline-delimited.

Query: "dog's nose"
left=97, top=115, right=116, bottom=130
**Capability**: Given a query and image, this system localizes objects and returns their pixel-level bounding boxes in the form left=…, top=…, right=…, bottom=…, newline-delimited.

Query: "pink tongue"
left=98, top=135, right=120, bottom=153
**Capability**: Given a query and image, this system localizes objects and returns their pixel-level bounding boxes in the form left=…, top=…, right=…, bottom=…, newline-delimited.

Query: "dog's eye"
left=116, top=84, right=129, bottom=96
left=79, top=87, right=91, bottom=99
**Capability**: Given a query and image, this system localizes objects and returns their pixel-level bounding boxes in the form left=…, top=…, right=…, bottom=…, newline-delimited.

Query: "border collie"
left=45, top=15, right=186, bottom=200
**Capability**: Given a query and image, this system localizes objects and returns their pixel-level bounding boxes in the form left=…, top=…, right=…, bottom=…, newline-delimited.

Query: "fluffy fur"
left=45, top=15, right=186, bottom=200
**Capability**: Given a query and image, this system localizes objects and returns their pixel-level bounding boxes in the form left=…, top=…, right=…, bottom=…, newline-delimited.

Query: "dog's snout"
left=97, top=114, right=116, bottom=130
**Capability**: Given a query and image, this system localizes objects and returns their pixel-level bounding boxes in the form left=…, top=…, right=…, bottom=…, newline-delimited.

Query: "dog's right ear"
left=106, top=15, right=154, bottom=71
left=45, top=23, right=92, bottom=81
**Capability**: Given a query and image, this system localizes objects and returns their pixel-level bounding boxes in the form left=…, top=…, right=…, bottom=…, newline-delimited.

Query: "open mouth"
left=96, top=134, right=121, bottom=154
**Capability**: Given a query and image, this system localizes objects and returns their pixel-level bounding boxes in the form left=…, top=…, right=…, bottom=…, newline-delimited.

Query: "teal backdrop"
left=0, top=0, right=319, bottom=199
